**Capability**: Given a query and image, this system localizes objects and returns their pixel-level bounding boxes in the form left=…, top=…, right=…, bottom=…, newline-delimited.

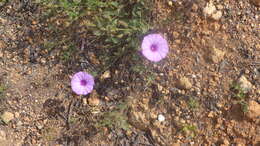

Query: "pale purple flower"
left=71, top=71, right=94, bottom=95
left=141, top=33, right=169, bottom=62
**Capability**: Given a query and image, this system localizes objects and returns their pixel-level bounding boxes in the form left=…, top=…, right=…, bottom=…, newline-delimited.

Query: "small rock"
left=0, top=17, right=7, bottom=24
left=88, top=90, right=100, bottom=106
left=209, top=48, right=225, bottom=63
left=16, top=121, right=23, bottom=127
left=157, top=114, right=165, bottom=122
left=36, top=124, right=44, bottom=130
left=247, top=100, right=260, bottom=120
left=1, top=112, right=14, bottom=124
left=82, top=98, right=88, bottom=106
left=250, top=0, right=260, bottom=7
left=40, top=58, right=46, bottom=64
left=237, top=75, right=253, bottom=92
left=172, top=31, right=179, bottom=38
left=177, top=77, right=192, bottom=89
left=0, top=51, right=3, bottom=58
left=0, top=130, right=6, bottom=140
left=0, top=40, right=6, bottom=49
left=208, top=111, right=214, bottom=118
left=101, top=70, right=111, bottom=79
left=14, top=112, right=20, bottom=118
left=168, top=1, right=173, bottom=6
left=203, top=2, right=216, bottom=16
left=211, top=11, right=222, bottom=21
left=203, top=2, right=222, bottom=20
left=157, top=84, right=163, bottom=91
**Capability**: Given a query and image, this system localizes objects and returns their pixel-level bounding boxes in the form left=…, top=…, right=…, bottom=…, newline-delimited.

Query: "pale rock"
left=0, top=17, right=7, bottom=24
left=101, top=70, right=111, bottom=79
left=157, top=84, right=163, bottom=91
left=237, top=75, right=253, bottom=92
left=88, top=90, right=100, bottom=106
left=209, top=48, right=225, bottom=63
left=0, top=40, right=6, bottom=49
left=203, top=2, right=222, bottom=20
left=203, top=2, right=216, bottom=16
left=0, top=130, right=6, bottom=140
left=177, top=77, right=192, bottom=89
left=1, top=112, right=14, bottom=124
left=211, top=11, right=222, bottom=20
left=157, top=114, right=165, bottom=122
left=208, top=111, right=214, bottom=118
left=168, top=1, right=173, bottom=6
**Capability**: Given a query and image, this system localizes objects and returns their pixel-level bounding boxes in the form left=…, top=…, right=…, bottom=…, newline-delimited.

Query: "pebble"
left=172, top=31, right=180, bottom=38
left=14, top=112, right=20, bottom=118
left=211, top=11, right=222, bottom=21
left=177, top=76, right=192, bottom=89
left=40, top=58, right=46, bottom=64
left=82, top=98, right=88, bottom=105
left=0, top=40, right=6, bottom=49
left=168, top=1, right=173, bottom=7
left=88, top=90, right=100, bottom=106
left=157, top=114, right=165, bottom=122
left=209, top=48, right=225, bottom=63
left=208, top=111, right=214, bottom=118
left=16, top=121, right=23, bottom=127
left=237, top=75, right=253, bottom=92
left=101, top=70, right=111, bottom=79
left=203, top=2, right=216, bottom=16
left=0, top=112, right=14, bottom=124
left=0, top=16, right=7, bottom=24
left=0, top=130, right=6, bottom=140
left=36, top=124, right=44, bottom=130
left=203, top=2, right=222, bottom=20
left=157, top=84, right=163, bottom=91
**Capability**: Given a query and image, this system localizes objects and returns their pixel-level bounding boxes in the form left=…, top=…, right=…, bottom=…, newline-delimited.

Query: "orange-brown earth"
left=0, top=0, right=259, bottom=145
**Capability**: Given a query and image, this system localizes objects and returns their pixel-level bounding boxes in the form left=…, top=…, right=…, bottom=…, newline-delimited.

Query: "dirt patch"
left=0, top=0, right=259, bottom=145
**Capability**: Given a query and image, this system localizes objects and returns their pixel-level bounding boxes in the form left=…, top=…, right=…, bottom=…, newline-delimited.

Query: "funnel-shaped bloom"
left=71, top=72, right=94, bottom=95
left=141, top=34, right=169, bottom=62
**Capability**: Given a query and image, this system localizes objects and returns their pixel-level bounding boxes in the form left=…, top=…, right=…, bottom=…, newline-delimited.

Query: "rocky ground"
left=0, top=0, right=259, bottom=146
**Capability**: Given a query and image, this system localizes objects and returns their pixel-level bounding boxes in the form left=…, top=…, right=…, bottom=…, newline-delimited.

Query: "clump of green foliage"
left=0, top=84, right=6, bottom=99
left=187, top=98, right=199, bottom=109
left=239, top=101, right=248, bottom=113
left=230, top=83, right=246, bottom=100
left=181, top=124, right=197, bottom=137
left=230, top=82, right=249, bottom=113
left=39, top=0, right=151, bottom=54
left=96, top=102, right=131, bottom=131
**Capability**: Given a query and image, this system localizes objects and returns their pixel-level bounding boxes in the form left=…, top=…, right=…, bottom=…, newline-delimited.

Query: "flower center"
left=150, top=44, right=158, bottom=52
left=80, top=80, right=87, bottom=86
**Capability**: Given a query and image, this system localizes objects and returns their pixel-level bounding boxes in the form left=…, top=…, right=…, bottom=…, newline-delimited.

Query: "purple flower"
left=141, top=33, right=169, bottom=62
left=71, top=71, right=94, bottom=95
